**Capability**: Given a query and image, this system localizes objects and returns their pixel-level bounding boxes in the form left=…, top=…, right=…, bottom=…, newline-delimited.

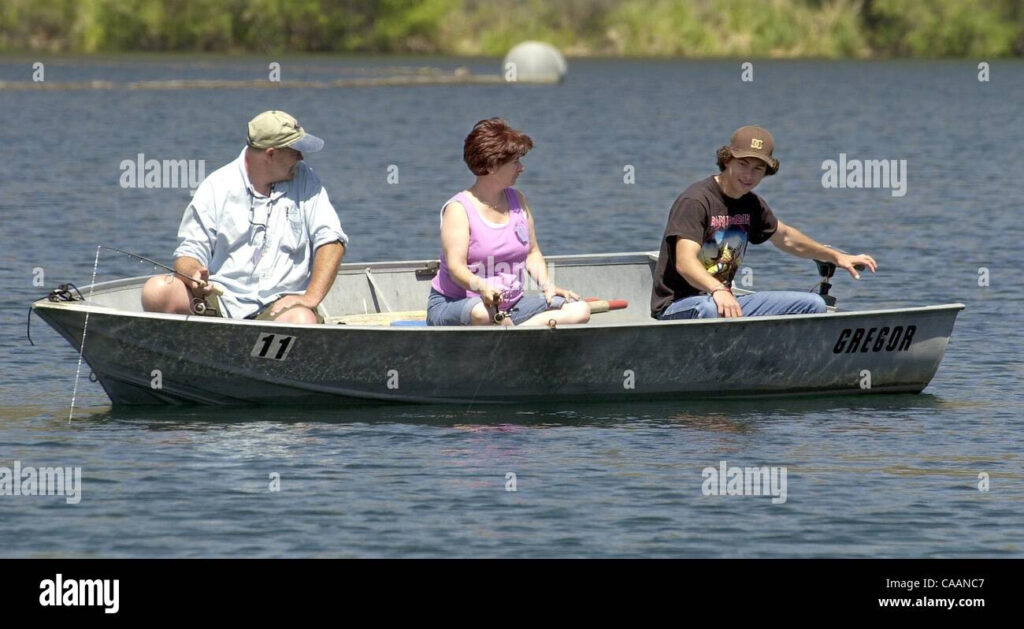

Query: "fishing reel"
left=190, top=297, right=210, bottom=315
left=188, top=287, right=221, bottom=317
left=486, top=288, right=513, bottom=324
left=189, top=294, right=223, bottom=317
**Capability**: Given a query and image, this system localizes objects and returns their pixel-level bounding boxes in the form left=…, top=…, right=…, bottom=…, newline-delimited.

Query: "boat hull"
left=33, top=288, right=962, bottom=406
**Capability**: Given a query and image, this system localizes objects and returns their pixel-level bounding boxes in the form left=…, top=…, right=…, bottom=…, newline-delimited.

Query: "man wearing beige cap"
left=142, top=110, right=347, bottom=323
left=651, top=125, right=876, bottom=320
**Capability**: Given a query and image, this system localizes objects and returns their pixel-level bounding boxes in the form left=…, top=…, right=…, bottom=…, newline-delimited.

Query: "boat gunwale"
left=28, top=249, right=965, bottom=331
left=31, top=297, right=966, bottom=331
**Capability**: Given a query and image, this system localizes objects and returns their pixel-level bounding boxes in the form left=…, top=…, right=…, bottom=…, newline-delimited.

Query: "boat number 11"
left=251, top=333, right=296, bottom=361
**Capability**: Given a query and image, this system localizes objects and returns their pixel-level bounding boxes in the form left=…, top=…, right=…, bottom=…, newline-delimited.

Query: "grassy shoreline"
left=2, top=0, right=1023, bottom=58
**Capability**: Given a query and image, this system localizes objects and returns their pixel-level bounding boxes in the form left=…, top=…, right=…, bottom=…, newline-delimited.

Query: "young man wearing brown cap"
left=651, top=125, right=876, bottom=320
left=142, top=110, right=348, bottom=324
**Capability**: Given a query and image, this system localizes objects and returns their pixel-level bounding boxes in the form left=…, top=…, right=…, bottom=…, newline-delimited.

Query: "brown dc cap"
left=728, top=126, right=776, bottom=167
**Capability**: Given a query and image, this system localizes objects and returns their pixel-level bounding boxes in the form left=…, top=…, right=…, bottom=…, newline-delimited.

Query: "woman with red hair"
left=427, top=118, right=591, bottom=326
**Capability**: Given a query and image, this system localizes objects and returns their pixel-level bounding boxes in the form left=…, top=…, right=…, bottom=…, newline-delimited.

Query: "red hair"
left=463, top=118, right=534, bottom=176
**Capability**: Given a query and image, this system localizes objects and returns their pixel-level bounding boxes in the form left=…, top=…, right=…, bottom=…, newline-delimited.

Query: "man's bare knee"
left=274, top=306, right=317, bottom=324
left=142, top=275, right=188, bottom=313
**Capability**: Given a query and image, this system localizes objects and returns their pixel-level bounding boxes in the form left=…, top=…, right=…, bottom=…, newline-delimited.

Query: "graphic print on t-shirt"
left=699, top=214, right=752, bottom=286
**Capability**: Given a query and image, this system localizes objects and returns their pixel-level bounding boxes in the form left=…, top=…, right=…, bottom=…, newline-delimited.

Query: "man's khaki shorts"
left=197, top=293, right=326, bottom=324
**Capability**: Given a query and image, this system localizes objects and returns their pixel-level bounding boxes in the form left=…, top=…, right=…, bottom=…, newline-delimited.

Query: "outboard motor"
left=814, top=258, right=840, bottom=307
left=813, top=248, right=865, bottom=308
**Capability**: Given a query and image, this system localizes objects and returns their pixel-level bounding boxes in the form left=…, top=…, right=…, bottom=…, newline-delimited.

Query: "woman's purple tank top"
left=431, top=188, right=531, bottom=309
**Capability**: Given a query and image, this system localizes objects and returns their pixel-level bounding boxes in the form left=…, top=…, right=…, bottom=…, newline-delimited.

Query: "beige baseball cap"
left=246, top=110, right=324, bottom=152
left=727, top=125, right=776, bottom=167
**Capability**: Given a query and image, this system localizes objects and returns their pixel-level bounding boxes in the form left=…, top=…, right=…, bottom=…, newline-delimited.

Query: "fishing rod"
left=100, top=245, right=223, bottom=315
left=99, top=246, right=219, bottom=292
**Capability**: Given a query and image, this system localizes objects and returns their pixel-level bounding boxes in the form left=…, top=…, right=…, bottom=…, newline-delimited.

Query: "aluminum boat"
left=30, top=252, right=963, bottom=406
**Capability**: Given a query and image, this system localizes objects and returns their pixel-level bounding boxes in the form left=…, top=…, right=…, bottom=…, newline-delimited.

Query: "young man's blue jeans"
left=658, top=291, right=827, bottom=320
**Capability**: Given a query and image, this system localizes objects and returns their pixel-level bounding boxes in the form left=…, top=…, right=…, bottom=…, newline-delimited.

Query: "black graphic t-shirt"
left=650, top=176, right=778, bottom=317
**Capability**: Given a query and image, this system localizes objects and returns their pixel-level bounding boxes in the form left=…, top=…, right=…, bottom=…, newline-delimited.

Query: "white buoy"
left=502, top=41, right=567, bottom=84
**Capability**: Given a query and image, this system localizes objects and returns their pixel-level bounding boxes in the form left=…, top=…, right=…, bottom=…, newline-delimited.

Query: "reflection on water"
left=49, top=392, right=953, bottom=428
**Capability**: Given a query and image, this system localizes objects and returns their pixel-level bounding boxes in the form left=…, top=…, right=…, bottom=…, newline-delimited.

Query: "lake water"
left=1, top=56, right=1021, bottom=557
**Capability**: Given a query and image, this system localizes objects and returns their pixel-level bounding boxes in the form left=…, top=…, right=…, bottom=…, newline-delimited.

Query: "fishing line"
left=69, top=246, right=101, bottom=423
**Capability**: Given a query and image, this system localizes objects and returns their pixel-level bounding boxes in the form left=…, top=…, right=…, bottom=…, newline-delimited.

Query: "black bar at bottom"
left=0, top=559, right=1011, bottom=620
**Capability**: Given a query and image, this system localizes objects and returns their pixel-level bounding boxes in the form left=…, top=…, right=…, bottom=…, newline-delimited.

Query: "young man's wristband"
left=710, top=286, right=732, bottom=296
